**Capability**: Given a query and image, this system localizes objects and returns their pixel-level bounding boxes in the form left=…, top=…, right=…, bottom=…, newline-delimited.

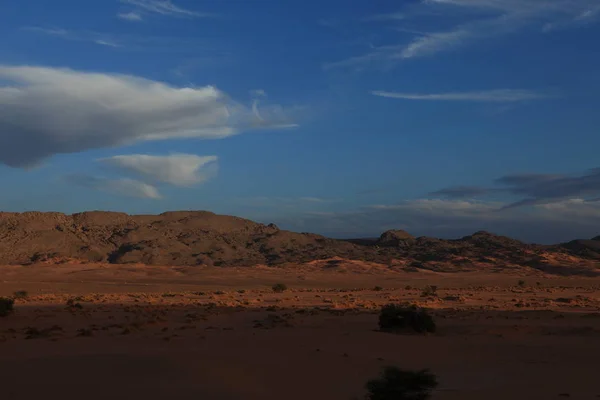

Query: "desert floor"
left=1, top=262, right=600, bottom=400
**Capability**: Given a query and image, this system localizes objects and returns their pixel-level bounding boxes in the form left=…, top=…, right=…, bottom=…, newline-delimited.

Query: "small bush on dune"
left=0, top=297, right=15, bottom=317
left=420, top=286, right=438, bottom=297
left=365, top=366, right=438, bottom=400
left=272, top=283, right=288, bottom=293
left=378, top=304, right=436, bottom=334
left=13, top=290, right=28, bottom=299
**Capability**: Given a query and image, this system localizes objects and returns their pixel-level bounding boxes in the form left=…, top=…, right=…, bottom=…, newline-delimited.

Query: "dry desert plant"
left=0, top=297, right=15, bottom=317
left=378, top=304, right=436, bottom=334
left=365, top=366, right=438, bottom=400
left=272, top=283, right=288, bottom=293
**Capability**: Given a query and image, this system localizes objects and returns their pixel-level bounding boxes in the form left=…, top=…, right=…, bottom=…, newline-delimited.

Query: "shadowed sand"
left=1, top=262, right=599, bottom=399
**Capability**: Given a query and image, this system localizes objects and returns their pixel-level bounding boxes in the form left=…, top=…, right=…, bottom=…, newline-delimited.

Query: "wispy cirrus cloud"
left=99, top=154, right=218, bottom=187
left=119, top=0, right=213, bottom=18
left=371, top=89, right=551, bottom=102
left=326, top=0, right=600, bottom=70
left=117, top=11, right=143, bottom=21
left=22, top=26, right=124, bottom=48
left=363, top=12, right=405, bottom=22
left=0, top=65, right=297, bottom=167
left=22, top=26, right=221, bottom=53
left=65, top=175, right=162, bottom=199
left=94, top=39, right=121, bottom=48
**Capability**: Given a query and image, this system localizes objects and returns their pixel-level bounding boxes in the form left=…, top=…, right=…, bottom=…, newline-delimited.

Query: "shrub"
left=378, top=304, right=436, bottom=334
left=365, top=366, right=438, bottom=400
left=65, top=298, right=83, bottom=309
left=373, top=286, right=384, bottom=292
left=0, top=297, right=15, bottom=317
left=518, top=280, right=526, bottom=288
left=420, top=286, right=438, bottom=297
left=272, top=283, right=288, bottom=293
left=13, top=290, right=28, bottom=299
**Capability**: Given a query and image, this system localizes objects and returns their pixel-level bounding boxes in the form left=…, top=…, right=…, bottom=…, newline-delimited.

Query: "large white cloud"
left=0, top=65, right=296, bottom=167
left=99, top=153, right=218, bottom=186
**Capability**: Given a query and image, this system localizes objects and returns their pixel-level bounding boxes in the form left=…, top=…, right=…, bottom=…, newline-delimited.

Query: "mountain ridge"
left=0, top=210, right=599, bottom=275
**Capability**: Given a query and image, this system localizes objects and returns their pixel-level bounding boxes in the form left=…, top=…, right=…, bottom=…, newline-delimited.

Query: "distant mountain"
left=0, top=211, right=598, bottom=276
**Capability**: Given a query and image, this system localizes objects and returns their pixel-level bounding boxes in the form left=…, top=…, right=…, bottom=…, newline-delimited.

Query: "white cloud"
left=369, top=199, right=501, bottom=215
left=66, top=175, right=161, bottom=199
left=534, top=198, right=600, bottom=219
left=120, top=0, right=211, bottom=18
left=299, top=197, right=331, bottom=203
left=23, top=26, right=124, bottom=48
left=22, top=26, right=69, bottom=36
left=94, top=39, right=121, bottom=47
left=23, top=27, right=222, bottom=53
left=117, top=12, right=143, bottom=21
left=371, top=89, right=549, bottom=102
left=327, top=0, right=600, bottom=69
left=99, top=154, right=218, bottom=187
left=250, top=89, right=267, bottom=97
left=0, top=65, right=296, bottom=167
left=399, top=28, right=472, bottom=59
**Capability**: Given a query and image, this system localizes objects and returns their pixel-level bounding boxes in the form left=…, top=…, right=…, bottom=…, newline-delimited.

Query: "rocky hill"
left=0, top=211, right=599, bottom=275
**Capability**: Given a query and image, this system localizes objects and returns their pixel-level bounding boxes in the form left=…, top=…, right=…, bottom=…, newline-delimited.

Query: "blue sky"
left=1, top=0, right=600, bottom=243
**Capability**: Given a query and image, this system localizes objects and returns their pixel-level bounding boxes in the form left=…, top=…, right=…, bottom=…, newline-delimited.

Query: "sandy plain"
left=1, top=261, right=599, bottom=400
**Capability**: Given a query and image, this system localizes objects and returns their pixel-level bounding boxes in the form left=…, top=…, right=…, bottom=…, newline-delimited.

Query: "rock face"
left=0, top=211, right=598, bottom=275
left=376, top=230, right=415, bottom=247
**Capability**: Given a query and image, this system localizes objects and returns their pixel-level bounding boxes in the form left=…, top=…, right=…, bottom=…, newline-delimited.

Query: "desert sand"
left=1, top=261, right=599, bottom=400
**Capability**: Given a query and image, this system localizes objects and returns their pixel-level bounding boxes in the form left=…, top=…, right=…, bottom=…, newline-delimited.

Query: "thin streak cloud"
left=371, top=89, right=550, bottom=102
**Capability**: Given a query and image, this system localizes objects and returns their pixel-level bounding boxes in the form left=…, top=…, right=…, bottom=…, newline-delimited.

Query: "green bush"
left=373, top=286, right=384, bottom=292
left=0, top=297, right=15, bottom=317
left=272, top=283, right=288, bottom=293
left=518, top=280, right=526, bottom=288
left=378, top=304, right=436, bottom=334
left=365, top=366, right=438, bottom=400
left=13, top=290, right=28, bottom=299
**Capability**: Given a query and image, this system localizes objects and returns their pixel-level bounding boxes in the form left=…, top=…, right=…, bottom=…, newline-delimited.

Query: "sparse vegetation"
left=378, top=304, right=436, bottom=334
left=77, top=328, right=93, bottom=337
left=272, top=283, right=288, bottom=293
left=420, top=285, right=438, bottom=297
left=373, top=286, right=384, bottom=292
left=24, top=325, right=62, bottom=339
left=13, top=290, right=28, bottom=299
left=0, top=297, right=15, bottom=317
left=65, top=298, right=83, bottom=309
left=365, top=366, right=438, bottom=400
left=518, top=280, right=526, bottom=288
